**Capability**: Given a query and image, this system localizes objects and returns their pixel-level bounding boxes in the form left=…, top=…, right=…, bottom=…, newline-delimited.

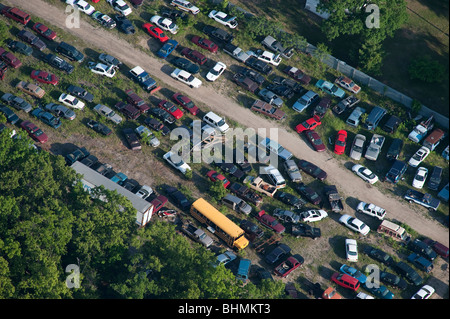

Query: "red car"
left=31, top=70, right=59, bottom=85
left=331, top=272, right=360, bottom=291
left=150, top=195, right=168, bottom=214
left=172, top=93, right=199, bottom=116
left=206, top=170, right=230, bottom=188
left=158, top=100, right=183, bottom=120
left=142, top=23, right=169, bottom=43
left=20, top=120, right=48, bottom=143
left=32, top=22, right=57, bottom=41
left=255, top=210, right=285, bottom=234
left=295, top=115, right=321, bottom=133
left=304, top=129, right=326, bottom=152
left=334, top=130, right=347, bottom=155
left=0, top=47, right=22, bottom=68
left=191, top=36, right=218, bottom=53
left=181, top=47, right=207, bottom=65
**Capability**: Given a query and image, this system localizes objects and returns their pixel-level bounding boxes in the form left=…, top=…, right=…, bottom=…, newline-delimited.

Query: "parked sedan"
left=295, top=115, right=321, bottom=133
left=363, top=246, right=394, bottom=267
left=172, top=93, right=199, bottom=115
left=58, top=93, right=85, bottom=110
left=296, top=182, right=322, bottom=206
left=258, top=89, right=283, bottom=108
left=7, top=40, right=32, bottom=56
left=254, top=210, right=285, bottom=234
left=412, top=167, right=428, bottom=189
left=339, top=214, right=370, bottom=236
left=273, top=209, right=300, bottom=223
left=292, top=90, right=319, bottom=113
left=299, top=209, right=328, bottom=223
left=380, top=271, right=407, bottom=290
left=206, top=170, right=230, bottom=189
left=304, top=130, right=326, bottom=152
left=88, top=62, right=116, bottom=78
left=32, top=22, right=57, bottom=40
left=164, top=185, right=191, bottom=210
left=408, top=146, right=430, bottom=167
left=208, top=10, right=238, bottom=29
left=20, top=120, right=48, bottom=143
left=86, top=119, right=112, bottom=136
left=30, top=70, right=59, bottom=85
left=157, top=39, right=178, bottom=59
left=163, top=151, right=191, bottom=175
left=345, top=239, right=358, bottom=262
left=340, top=264, right=366, bottom=284
left=142, top=23, right=169, bottom=42
left=16, top=81, right=45, bottom=99
left=31, top=108, right=61, bottom=129
left=315, top=79, right=345, bottom=98
left=274, top=191, right=306, bottom=209
left=352, top=164, right=379, bottom=184
left=0, top=105, right=20, bottom=125
left=265, top=243, right=291, bottom=265
left=171, top=57, right=199, bottom=74
left=297, top=160, right=327, bottom=181
left=206, top=62, right=226, bottom=82
left=350, top=134, right=366, bottom=160
left=122, top=128, right=141, bottom=150
left=0, top=47, right=22, bottom=68
left=17, top=29, right=46, bottom=51
left=1, top=93, right=32, bottom=113
left=158, top=100, right=183, bottom=120
left=67, top=85, right=94, bottom=103
left=363, top=283, right=394, bottom=299
left=171, top=68, right=202, bottom=88
left=334, top=130, right=347, bottom=155
left=216, top=162, right=245, bottom=180
left=411, top=285, right=435, bottom=299
left=45, top=103, right=76, bottom=120
left=150, top=15, right=179, bottom=34
left=191, top=35, right=218, bottom=53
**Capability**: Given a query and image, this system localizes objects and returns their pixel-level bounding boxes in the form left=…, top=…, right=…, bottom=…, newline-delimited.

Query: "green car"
left=7, top=40, right=33, bottom=56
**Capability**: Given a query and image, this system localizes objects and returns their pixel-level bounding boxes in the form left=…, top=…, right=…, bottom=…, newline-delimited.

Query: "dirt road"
left=6, top=0, right=449, bottom=246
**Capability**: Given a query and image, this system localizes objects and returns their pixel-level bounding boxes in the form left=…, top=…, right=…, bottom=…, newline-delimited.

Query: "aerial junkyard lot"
left=0, top=0, right=448, bottom=299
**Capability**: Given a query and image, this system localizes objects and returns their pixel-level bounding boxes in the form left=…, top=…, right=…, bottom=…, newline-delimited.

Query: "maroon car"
left=125, top=89, right=150, bottom=114
left=180, top=47, right=207, bottom=65
left=255, top=210, right=285, bottom=234
left=20, top=120, right=48, bottom=143
left=283, top=66, right=311, bottom=85
left=304, top=129, right=326, bottom=152
left=191, top=36, right=218, bottom=53
left=172, top=92, right=199, bottom=115
left=31, top=70, right=59, bottom=85
left=32, top=22, right=57, bottom=41
left=151, top=195, right=168, bottom=214
left=0, top=47, right=22, bottom=68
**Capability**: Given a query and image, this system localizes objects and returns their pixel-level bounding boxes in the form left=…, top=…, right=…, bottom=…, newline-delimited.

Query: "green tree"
left=408, top=56, right=446, bottom=83
left=209, top=179, right=228, bottom=200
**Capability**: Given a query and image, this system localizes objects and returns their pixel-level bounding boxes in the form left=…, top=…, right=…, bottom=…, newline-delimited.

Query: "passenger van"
left=203, top=111, right=229, bottom=133
left=346, top=106, right=366, bottom=127
left=236, top=258, right=251, bottom=284
left=422, top=128, right=445, bottom=151
left=221, top=194, right=252, bottom=215
left=377, top=220, right=410, bottom=242
left=363, top=106, right=386, bottom=130
left=264, top=165, right=286, bottom=189
left=1, top=7, right=31, bottom=25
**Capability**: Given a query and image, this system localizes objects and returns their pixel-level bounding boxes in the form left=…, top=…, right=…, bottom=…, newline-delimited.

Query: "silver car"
left=94, top=104, right=122, bottom=124
left=350, top=134, right=366, bottom=160
left=283, top=159, right=302, bottom=182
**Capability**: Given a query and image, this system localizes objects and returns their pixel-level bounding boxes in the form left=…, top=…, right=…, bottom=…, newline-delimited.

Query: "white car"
left=249, top=50, right=282, bottom=66
left=412, top=167, right=428, bottom=189
left=135, top=185, right=153, bottom=200
left=163, top=151, right=191, bottom=175
left=206, top=62, right=226, bottom=81
left=350, top=134, right=366, bottom=161
left=106, top=0, right=132, bottom=16
left=171, top=0, right=200, bottom=15
left=135, top=125, right=160, bottom=147
left=339, top=214, right=370, bottom=236
left=408, top=146, right=430, bottom=167
left=66, top=0, right=95, bottom=15
left=171, top=68, right=202, bottom=88
left=345, top=239, right=358, bottom=262
left=88, top=62, right=116, bottom=78
left=411, top=285, right=435, bottom=299
left=208, top=10, right=238, bottom=29
left=93, top=104, right=122, bottom=124
left=150, top=15, right=179, bottom=34
left=299, top=209, right=328, bottom=223
left=356, top=201, right=386, bottom=220
left=58, top=93, right=85, bottom=110
left=352, top=164, right=378, bottom=184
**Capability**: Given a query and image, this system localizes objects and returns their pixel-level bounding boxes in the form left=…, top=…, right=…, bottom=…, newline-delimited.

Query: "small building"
left=71, top=161, right=154, bottom=226
left=304, top=0, right=331, bottom=19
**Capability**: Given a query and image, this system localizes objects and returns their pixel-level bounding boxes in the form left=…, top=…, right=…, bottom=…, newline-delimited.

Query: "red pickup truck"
left=274, top=255, right=303, bottom=278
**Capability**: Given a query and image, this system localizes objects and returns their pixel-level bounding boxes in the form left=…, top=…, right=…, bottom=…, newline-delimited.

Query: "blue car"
left=110, top=172, right=127, bottom=184
left=157, top=39, right=178, bottom=59
left=292, top=90, right=319, bottom=113
left=339, top=264, right=367, bottom=284
left=363, top=283, right=394, bottom=299
left=31, top=108, right=61, bottom=129
left=315, top=79, right=345, bottom=98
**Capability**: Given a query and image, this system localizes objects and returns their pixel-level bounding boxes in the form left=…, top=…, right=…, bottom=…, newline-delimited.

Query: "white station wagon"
left=171, top=68, right=202, bottom=88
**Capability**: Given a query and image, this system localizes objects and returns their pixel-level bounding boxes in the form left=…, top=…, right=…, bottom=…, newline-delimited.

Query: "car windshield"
left=415, top=174, right=425, bottom=181
left=210, top=68, right=220, bottom=76
left=187, top=75, right=195, bottom=82
left=217, top=119, right=226, bottom=127
left=336, top=140, right=345, bottom=146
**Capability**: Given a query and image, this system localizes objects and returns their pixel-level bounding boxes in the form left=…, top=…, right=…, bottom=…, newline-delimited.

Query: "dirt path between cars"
left=7, top=0, right=449, bottom=247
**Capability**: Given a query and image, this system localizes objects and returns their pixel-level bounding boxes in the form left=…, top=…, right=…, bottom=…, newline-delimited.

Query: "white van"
left=264, top=165, right=286, bottom=189
left=203, top=111, right=229, bottom=133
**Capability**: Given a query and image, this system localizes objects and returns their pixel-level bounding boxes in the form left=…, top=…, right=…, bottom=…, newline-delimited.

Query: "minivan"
left=264, top=165, right=286, bottom=189
left=55, top=42, right=84, bottom=63
left=346, top=106, right=366, bottom=127
left=384, top=160, right=407, bottom=184
left=236, top=258, right=251, bottom=284
left=428, top=166, right=443, bottom=191
left=1, top=7, right=31, bottom=25
left=423, top=128, right=445, bottom=151
left=386, top=138, right=403, bottom=161
left=203, top=111, right=229, bottom=133
left=222, top=194, right=252, bottom=215
left=382, top=115, right=401, bottom=133
left=363, top=106, right=387, bottom=130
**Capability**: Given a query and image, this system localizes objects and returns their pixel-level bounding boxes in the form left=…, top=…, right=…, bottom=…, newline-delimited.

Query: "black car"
left=395, top=261, right=423, bottom=286
left=144, top=117, right=170, bottom=136
left=55, top=41, right=84, bottom=63
left=122, top=179, right=140, bottom=192
left=380, top=271, right=408, bottom=290
left=238, top=67, right=265, bottom=85
left=0, top=105, right=20, bottom=125
left=272, top=76, right=305, bottom=94
left=161, top=7, right=186, bottom=20
left=44, top=53, right=74, bottom=74
left=240, top=219, right=264, bottom=241
left=114, top=14, right=135, bottom=34
left=171, top=57, right=200, bottom=75
left=7, top=40, right=32, bottom=56
left=202, top=25, right=234, bottom=44
left=291, top=223, right=321, bottom=239
left=80, top=154, right=99, bottom=168
left=17, top=29, right=46, bottom=51
left=296, top=183, right=322, bottom=206
left=297, top=160, right=327, bottom=181
left=408, top=238, right=437, bottom=261
left=65, top=147, right=90, bottom=165
left=265, top=243, right=291, bottom=265
left=67, top=85, right=94, bottom=103
left=312, top=97, right=332, bottom=118
left=363, top=245, right=394, bottom=267
left=255, top=266, right=273, bottom=281
left=164, top=185, right=191, bottom=210
left=150, top=107, right=175, bottom=125
left=86, top=119, right=112, bottom=136
left=266, top=83, right=295, bottom=100
left=274, top=191, right=306, bottom=209
left=216, top=162, right=245, bottom=180
left=427, top=166, right=443, bottom=191
left=386, top=138, right=403, bottom=161
left=245, top=56, right=272, bottom=75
